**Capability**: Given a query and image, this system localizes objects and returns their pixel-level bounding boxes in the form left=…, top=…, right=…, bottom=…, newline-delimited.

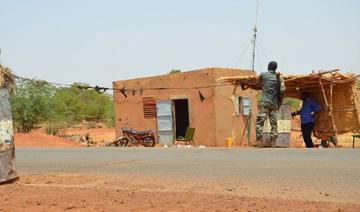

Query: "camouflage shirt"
left=259, top=70, right=285, bottom=106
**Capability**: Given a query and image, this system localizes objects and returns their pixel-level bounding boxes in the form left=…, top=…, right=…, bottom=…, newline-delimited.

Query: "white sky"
left=1, top=0, right=359, bottom=88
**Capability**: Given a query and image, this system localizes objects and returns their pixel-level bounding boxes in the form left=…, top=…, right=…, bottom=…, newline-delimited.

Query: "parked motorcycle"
left=114, top=127, right=156, bottom=147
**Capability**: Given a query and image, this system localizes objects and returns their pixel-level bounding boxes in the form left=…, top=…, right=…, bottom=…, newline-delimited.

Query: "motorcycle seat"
left=122, top=128, right=152, bottom=135
left=135, top=130, right=153, bottom=135
left=122, top=128, right=135, bottom=133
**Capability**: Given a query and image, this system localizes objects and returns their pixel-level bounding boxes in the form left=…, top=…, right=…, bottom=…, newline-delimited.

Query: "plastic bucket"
left=226, top=137, right=233, bottom=148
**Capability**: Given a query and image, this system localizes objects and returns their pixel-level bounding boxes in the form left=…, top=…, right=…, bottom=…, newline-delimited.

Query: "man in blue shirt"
left=291, top=92, right=321, bottom=148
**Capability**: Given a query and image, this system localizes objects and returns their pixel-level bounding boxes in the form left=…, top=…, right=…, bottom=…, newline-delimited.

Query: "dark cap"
left=268, top=61, right=278, bottom=71
left=300, top=92, right=310, bottom=100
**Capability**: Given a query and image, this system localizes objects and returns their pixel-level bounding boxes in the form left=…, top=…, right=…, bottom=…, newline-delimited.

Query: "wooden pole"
left=318, top=75, right=338, bottom=147
left=351, top=86, right=359, bottom=131
left=351, top=87, right=356, bottom=148
left=230, top=84, right=238, bottom=146
left=329, top=82, right=338, bottom=146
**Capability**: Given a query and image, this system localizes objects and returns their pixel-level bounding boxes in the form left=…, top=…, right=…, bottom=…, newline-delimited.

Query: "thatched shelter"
left=218, top=70, right=360, bottom=146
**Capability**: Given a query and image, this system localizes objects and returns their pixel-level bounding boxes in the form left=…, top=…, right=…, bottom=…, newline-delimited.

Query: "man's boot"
left=255, top=135, right=263, bottom=147
left=270, top=138, right=277, bottom=148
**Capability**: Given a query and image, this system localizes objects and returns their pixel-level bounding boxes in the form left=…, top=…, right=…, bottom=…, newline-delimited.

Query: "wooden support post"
left=232, top=83, right=239, bottom=95
left=318, top=75, right=338, bottom=147
left=329, top=83, right=338, bottom=146
left=351, top=86, right=359, bottom=149
left=230, top=83, right=238, bottom=145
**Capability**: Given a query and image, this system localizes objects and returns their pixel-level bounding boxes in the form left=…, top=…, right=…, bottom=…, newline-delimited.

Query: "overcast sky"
left=1, top=0, right=359, bottom=88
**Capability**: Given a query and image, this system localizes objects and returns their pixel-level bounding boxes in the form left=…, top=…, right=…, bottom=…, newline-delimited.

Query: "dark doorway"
left=174, top=99, right=189, bottom=138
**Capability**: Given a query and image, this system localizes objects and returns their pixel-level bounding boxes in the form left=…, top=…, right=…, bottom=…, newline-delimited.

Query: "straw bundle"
left=0, top=65, right=15, bottom=89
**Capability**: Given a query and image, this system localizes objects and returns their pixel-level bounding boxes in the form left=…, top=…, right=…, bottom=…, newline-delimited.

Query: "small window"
left=234, top=96, right=251, bottom=116
left=242, top=96, right=251, bottom=115
left=142, top=97, right=156, bottom=118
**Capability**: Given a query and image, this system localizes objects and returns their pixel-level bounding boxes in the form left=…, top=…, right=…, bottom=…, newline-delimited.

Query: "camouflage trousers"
left=256, top=102, right=279, bottom=141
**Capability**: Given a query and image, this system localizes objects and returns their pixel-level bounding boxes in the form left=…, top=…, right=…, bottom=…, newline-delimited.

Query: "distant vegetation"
left=282, top=97, right=301, bottom=111
left=169, top=69, right=181, bottom=74
left=256, top=92, right=300, bottom=110
left=11, top=81, right=114, bottom=134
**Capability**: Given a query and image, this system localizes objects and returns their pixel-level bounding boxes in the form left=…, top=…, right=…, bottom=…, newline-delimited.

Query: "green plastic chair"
left=176, top=128, right=195, bottom=146
left=352, top=134, right=360, bottom=148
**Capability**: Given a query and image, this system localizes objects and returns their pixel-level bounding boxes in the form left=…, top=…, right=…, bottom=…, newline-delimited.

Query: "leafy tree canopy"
left=10, top=81, right=114, bottom=133
left=169, top=69, right=181, bottom=74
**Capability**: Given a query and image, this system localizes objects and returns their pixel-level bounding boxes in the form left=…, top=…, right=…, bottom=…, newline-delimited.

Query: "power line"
left=256, top=47, right=262, bottom=70
left=257, top=39, right=269, bottom=62
left=10, top=72, right=234, bottom=96
left=232, top=38, right=252, bottom=67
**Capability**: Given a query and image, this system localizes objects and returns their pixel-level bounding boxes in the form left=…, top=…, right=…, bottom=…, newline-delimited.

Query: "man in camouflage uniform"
left=256, top=61, right=285, bottom=147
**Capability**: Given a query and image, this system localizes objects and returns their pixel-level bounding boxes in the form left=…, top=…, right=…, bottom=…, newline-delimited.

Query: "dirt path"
left=14, top=132, right=83, bottom=148
left=14, top=127, right=115, bottom=148
left=1, top=173, right=359, bottom=212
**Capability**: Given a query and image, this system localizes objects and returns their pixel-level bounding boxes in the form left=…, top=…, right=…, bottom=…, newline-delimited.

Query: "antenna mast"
left=251, top=0, right=259, bottom=72
left=246, top=0, right=259, bottom=146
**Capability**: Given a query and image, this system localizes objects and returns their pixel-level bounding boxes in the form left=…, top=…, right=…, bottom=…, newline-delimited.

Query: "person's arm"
left=259, top=73, right=263, bottom=84
left=291, top=110, right=300, bottom=118
left=275, top=73, right=285, bottom=107
left=310, top=101, right=321, bottom=115
left=280, top=75, right=286, bottom=94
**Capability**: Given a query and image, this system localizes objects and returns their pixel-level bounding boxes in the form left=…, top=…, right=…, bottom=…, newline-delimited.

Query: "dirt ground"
left=14, top=132, right=84, bottom=148
left=1, top=173, right=359, bottom=212
left=7, top=124, right=360, bottom=211
left=14, top=126, right=115, bottom=148
left=14, top=122, right=358, bottom=149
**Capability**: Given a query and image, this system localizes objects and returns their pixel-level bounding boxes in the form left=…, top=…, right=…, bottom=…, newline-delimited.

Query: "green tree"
left=11, top=81, right=115, bottom=133
left=283, top=97, right=301, bottom=111
left=52, top=84, right=114, bottom=124
left=52, top=86, right=87, bottom=124
left=169, top=69, right=181, bottom=74
left=11, top=81, right=56, bottom=132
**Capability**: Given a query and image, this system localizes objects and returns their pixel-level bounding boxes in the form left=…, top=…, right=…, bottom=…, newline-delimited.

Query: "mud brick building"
left=113, top=68, right=257, bottom=147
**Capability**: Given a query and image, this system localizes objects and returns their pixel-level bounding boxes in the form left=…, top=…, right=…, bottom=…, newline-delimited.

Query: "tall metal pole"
left=251, top=0, right=259, bottom=72
left=251, top=27, right=257, bottom=72
left=247, top=0, right=259, bottom=145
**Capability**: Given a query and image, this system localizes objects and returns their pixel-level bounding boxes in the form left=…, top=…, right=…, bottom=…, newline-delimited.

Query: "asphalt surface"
left=15, top=147, right=360, bottom=203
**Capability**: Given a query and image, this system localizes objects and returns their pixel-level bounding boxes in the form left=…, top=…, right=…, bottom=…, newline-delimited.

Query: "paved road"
left=15, top=147, right=360, bottom=202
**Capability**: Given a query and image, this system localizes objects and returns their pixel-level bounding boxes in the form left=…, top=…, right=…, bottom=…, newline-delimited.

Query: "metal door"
left=156, top=100, right=174, bottom=146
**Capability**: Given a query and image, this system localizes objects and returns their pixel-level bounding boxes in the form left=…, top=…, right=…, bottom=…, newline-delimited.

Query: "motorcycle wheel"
left=143, top=137, right=156, bottom=147
left=115, top=137, right=129, bottom=147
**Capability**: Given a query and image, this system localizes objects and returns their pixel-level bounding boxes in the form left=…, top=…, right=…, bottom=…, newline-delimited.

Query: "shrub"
left=11, top=81, right=115, bottom=132
left=45, top=120, right=67, bottom=136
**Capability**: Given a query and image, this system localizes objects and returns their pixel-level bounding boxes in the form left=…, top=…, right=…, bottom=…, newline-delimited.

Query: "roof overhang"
left=218, top=69, right=359, bottom=98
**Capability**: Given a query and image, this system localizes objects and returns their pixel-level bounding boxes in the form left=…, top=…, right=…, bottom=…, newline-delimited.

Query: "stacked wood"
left=0, top=65, right=15, bottom=89
left=218, top=69, right=357, bottom=98
left=218, top=69, right=360, bottom=144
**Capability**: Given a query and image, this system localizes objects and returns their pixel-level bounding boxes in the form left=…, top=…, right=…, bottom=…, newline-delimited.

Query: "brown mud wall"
left=213, top=69, right=257, bottom=146
left=113, top=68, right=257, bottom=147
left=113, top=69, right=217, bottom=146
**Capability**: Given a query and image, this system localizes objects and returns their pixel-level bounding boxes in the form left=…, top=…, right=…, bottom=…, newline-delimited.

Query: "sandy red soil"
left=1, top=173, right=359, bottom=212
left=65, top=127, right=116, bottom=143
left=14, top=132, right=83, bottom=148
left=14, top=125, right=356, bottom=148
left=14, top=127, right=116, bottom=148
left=7, top=124, right=360, bottom=211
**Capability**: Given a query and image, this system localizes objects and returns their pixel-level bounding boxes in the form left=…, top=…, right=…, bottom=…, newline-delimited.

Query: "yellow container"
left=226, top=137, right=233, bottom=148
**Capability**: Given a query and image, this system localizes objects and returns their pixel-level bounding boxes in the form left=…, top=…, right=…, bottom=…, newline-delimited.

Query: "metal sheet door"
left=156, top=100, right=173, bottom=146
